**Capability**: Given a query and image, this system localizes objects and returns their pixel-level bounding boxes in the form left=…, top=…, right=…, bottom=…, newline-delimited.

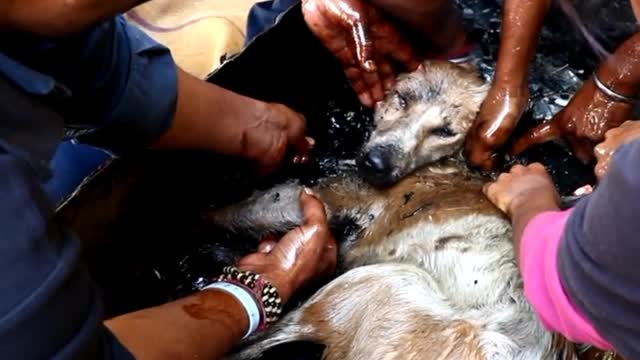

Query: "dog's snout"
left=363, top=148, right=392, bottom=175
left=357, top=146, right=398, bottom=187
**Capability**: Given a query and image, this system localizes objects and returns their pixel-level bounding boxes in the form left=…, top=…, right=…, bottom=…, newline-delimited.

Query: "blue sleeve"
left=558, top=140, right=640, bottom=358
left=72, top=17, right=178, bottom=153
left=1, top=16, right=178, bottom=153
left=0, top=76, right=134, bottom=359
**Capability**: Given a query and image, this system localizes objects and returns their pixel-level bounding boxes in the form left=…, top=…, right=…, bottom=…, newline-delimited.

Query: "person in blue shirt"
left=0, top=1, right=339, bottom=359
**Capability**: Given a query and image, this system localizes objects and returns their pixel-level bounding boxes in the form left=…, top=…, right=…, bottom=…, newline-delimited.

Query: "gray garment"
left=559, top=139, right=640, bottom=359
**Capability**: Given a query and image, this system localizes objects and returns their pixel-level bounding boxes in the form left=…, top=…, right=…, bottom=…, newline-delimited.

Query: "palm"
left=302, top=0, right=419, bottom=107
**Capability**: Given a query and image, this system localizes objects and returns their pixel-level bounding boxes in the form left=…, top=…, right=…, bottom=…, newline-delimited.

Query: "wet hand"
left=243, top=103, right=315, bottom=175
left=483, top=163, right=560, bottom=218
left=236, top=189, right=337, bottom=303
left=594, top=120, right=640, bottom=180
left=465, top=82, right=530, bottom=170
left=510, top=77, right=634, bottom=163
left=302, top=0, right=420, bottom=107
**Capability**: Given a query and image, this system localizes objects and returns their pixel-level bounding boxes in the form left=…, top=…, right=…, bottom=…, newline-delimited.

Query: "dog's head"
left=357, top=61, right=489, bottom=186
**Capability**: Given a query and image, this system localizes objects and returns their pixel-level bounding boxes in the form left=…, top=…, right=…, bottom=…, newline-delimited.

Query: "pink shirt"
left=520, top=209, right=613, bottom=350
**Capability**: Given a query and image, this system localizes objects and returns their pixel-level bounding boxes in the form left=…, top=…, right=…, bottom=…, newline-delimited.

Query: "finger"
left=510, top=164, right=526, bottom=174
left=528, top=162, right=546, bottom=172
left=509, top=122, right=561, bottom=156
left=257, top=240, right=278, bottom=253
left=620, top=120, right=636, bottom=128
left=377, top=60, right=396, bottom=91
left=567, top=136, right=595, bottom=164
left=299, top=188, right=329, bottom=226
left=482, top=182, right=493, bottom=196
left=325, top=0, right=376, bottom=72
left=352, top=22, right=376, bottom=72
left=595, top=157, right=610, bottom=181
left=371, top=21, right=419, bottom=70
left=593, top=142, right=610, bottom=162
left=345, top=67, right=374, bottom=107
left=285, top=113, right=312, bottom=156
left=573, top=185, right=593, bottom=196
left=361, top=67, right=384, bottom=104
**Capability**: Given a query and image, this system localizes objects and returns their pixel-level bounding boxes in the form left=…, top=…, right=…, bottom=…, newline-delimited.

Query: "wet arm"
left=595, top=33, right=640, bottom=97
left=105, top=290, right=250, bottom=360
left=494, top=0, right=551, bottom=86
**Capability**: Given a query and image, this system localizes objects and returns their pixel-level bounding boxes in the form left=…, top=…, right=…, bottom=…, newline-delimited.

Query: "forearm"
left=369, top=0, right=467, bottom=52
left=105, top=289, right=249, bottom=360
left=509, top=196, right=559, bottom=263
left=1, top=0, right=148, bottom=36
left=494, top=0, right=551, bottom=85
left=153, top=69, right=267, bottom=158
left=596, top=33, right=640, bottom=97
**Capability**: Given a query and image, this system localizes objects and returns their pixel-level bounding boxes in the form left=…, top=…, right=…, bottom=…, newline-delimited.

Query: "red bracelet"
left=215, top=266, right=283, bottom=331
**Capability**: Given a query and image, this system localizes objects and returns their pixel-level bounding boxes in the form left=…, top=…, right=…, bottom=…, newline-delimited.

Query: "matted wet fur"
left=209, top=61, right=577, bottom=359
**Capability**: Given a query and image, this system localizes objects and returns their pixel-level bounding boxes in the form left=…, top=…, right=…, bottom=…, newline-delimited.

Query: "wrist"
left=508, top=192, right=560, bottom=233
left=201, top=283, right=257, bottom=339
left=193, top=287, right=251, bottom=339
left=509, top=192, right=560, bottom=219
left=236, top=265, right=293, bottom=304
left=597, top=33, right=640, bottom=97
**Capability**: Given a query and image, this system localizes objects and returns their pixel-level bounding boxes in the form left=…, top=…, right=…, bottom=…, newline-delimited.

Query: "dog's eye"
left=395, top=92, right=407, bottom=109
left=431, top=126, right=456, bottom=137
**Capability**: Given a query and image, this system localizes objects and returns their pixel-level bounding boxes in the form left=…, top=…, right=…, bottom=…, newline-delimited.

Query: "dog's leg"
left=205, top=181, right=309, bottom=238
left=205, top=176, right=378, bottom=238
left=225, top=310, right=319, bottom=360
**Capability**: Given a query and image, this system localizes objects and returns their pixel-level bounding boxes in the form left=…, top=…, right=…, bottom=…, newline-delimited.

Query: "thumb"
left=327, top=0, right=376, bottom=72
left=299, top=188, right=328, bottom=226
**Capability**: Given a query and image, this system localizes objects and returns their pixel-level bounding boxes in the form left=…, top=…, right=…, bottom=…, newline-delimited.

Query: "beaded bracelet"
left=215, top=266, right=284, bottom=331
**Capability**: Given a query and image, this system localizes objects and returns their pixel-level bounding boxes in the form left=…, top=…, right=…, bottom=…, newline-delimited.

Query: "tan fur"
left=215, top=61, right=578, bottom=360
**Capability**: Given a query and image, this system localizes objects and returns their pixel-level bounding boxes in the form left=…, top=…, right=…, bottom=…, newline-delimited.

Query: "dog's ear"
left=454, top=61, right=478, bottom=72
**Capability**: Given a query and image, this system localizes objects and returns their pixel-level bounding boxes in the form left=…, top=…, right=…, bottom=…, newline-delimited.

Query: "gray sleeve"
left=558, top=140, right=640, bottom=358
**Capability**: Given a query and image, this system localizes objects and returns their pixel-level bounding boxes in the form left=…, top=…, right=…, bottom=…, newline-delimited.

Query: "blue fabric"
left=246, top=0, right=300, bottom=44
left=559, top=139, right=640, bottom=359
left=0, top=15, right=178, bottom=360
left=44, top=141, right=112, bottom=206
left=0, top=15, right=178, bottom=153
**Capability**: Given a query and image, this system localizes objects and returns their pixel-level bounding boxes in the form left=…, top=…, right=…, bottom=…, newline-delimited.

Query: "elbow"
left=3, top=0, right=109, bottom=37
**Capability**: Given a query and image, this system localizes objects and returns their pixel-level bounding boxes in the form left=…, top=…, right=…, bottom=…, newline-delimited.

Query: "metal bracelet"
left=592, top=72, right=638, bottom=105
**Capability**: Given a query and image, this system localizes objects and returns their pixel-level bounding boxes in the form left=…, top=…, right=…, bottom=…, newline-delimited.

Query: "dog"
left=209, top=61, right=577, bottom=360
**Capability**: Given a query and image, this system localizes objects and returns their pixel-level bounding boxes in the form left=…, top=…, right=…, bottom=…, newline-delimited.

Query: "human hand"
left=302, top=0, right=420, bottom=107
left=483, top=163, right=560, bottom=217
left=594, top=120, right=640, bottom=180
left=243, top=103, right=315, bottom=175
left=237, top=189, right=337, bottom=303
left=510, top=77, right=634, bottom=163
left=464, top=82, right=530, bottom=170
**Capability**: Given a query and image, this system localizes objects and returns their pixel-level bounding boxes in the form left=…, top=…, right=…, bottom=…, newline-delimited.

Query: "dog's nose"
left=362, top=148, right=392, bottom=175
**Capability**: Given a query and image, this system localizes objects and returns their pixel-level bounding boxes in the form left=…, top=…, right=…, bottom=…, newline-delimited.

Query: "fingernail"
left=301, top=155, right=309, bottom=163
left=305, top=137, right=316, bottom=148
left=293, top=156, right=300, bottom=164
left=303, top=187, right=315, bottom=196
left=364, top=60, right=377, bottom=72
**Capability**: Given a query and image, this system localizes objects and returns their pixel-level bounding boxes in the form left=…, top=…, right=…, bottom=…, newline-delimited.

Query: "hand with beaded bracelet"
left=105, top=189, right=337, bottom=359
left=200, top=187, right=337, bottom=336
